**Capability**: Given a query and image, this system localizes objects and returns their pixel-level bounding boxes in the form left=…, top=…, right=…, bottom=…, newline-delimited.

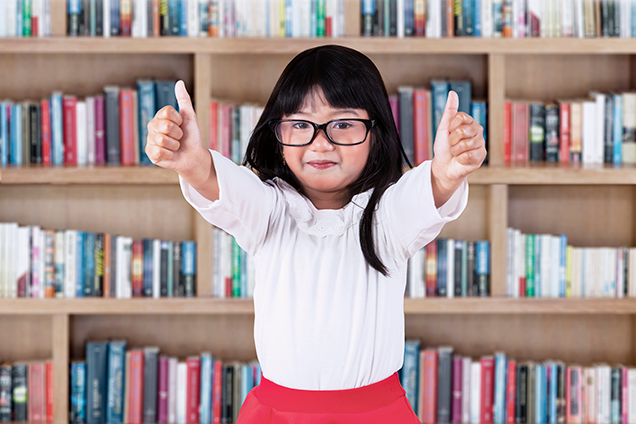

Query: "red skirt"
left=236, top=372, right=421, bottom=424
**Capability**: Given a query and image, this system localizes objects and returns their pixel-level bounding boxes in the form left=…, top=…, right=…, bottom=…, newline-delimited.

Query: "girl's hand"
left=146, top=80, right=210, bottom=186
left=430, top=90, right=487, bottom=207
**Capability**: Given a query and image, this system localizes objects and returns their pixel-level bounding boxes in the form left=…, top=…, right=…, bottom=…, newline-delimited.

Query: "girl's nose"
left=309, top=129, right=334, bottom=151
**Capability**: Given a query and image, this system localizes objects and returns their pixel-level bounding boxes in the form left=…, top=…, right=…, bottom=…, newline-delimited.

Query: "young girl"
left=146, top=45, right=486, bottom=423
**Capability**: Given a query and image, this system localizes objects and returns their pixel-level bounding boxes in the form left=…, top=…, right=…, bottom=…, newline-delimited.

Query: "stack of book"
left=212, top=227, right=254, bottom=299
left=208, top=100, right=263, bottom=166
left=0, top=360, right=54, bottom=423
left=0, top=1, right=52, bottom=37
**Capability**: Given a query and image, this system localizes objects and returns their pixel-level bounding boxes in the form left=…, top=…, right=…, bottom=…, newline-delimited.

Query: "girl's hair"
left=244, top=44, right=411, bottom=276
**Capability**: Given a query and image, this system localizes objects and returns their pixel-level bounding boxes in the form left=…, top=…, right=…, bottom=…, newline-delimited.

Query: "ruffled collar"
left=272, top=177, right=373, bottom=237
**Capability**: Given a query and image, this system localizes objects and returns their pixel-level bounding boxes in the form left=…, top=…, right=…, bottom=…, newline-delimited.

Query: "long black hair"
left=244, top=44, right=411, bottom=276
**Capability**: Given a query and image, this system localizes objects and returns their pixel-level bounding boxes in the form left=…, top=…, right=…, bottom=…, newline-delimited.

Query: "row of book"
left=400, top=343, right=636, bottom=424
left=406, top=238, right=491, bottom=298
left=506, top=228, right=636, bottom=299
left=71, top=341, right=260, bottom=424
left=208, top=100, right=263, bottom=166
left=391, top=80, right=487, bottom=166
left=362, top=0, right=636, bottom=39
left=67, top=0, right=346, bottom=38
left=0, top=80, right=178, bottom=167
left=0, top=1, right=52, bottom=37
left=0, top=223, right=197, bottom=299
left=504, top=92, right=636, bottom=165
left=0, top=361, right=53, bottom=423
left=212, top=227, right=254, bottom=299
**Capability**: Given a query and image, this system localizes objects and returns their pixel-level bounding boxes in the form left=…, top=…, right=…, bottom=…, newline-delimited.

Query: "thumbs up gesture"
left=146, top=80, right=209, bottom=184
left=430, top=91, right=487, bottom=207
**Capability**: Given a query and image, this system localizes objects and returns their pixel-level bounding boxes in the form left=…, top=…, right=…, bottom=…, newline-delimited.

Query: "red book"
left=413, top=88, right=430, bottom=165
left=209, top=100, right=218, bottom=151
left=28, top=362, right=46, bottom=423
left=46, top=361, right=54, bottom=423
left=158, top=356, right=170, bottom=424
left=511, top=101, right=529, bottom=164
left=451, top=356, right=463, bottom=423
left=622, top=367, right=629, bottom=424
left=152, top=0, right=160, bottom=36
left=505, top=360, right=516, bottom=424
left=559, top=101, right=571, bottom=164
left=132, top=240, right=144, bottom=297
left=212, top=360, right=223, bottom=424
left=40, top=99, right=52, bottom=165
left=325, top=16, right=332, bottom=37
left=31, top=17, right=39, bottom=36
left=63, top=96, right=77, bottom=165
left=503, top=100, right=511, bottom=162
left=119, top=88, right=136, bottom=165
left=128, top=350, right=144, bottom=424
left=445, top=0, right=454, bottom=36
left=95, top=95, right=106, bottom=164
left=425, top=242, right=438, bottom=297
left=422, top=349, right=438, bottom=424
left=480, top=356, right=495, bottom=424
left=186, top=357, right=201, bottom=424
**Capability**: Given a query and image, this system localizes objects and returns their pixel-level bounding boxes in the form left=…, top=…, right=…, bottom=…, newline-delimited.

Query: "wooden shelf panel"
left=0, top=165, right=179, bottom=184
left=3, top=37, right=636, bottom=54
left=468, top=163, right=636, bottom=185
left=3, top=298, right=636, bottom=315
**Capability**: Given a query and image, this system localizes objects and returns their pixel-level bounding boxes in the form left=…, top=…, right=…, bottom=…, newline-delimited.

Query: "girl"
left=146, top=45, right=486, bottom=423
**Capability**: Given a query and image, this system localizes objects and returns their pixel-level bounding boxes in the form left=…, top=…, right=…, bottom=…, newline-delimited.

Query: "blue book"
left=110, top=0, right=120, bottom=36
left=240, top=247, right=248, bottom=298
left=437, top=238, right=448, bottom=296
left=106, top=340, right=126, bottom=424
left=473, top=0, right=482, bottom=36
left=449, top=80, right=472, bottom=115
left=613, top=94, right=623, bottom=164
left=476, top=241, right=490, bottom=296
left=404, top=0, right=414, bottom=36
left=471, top=101, right=488, bottom=143
left=143, top=238, right=154, bottom=297
left=168, top=0, right=180, bottom=35
left=182, top=241, right=197, bottom=296
left=493, top=352, right=507, bottom=424
left=199, top=353, right=212, bottom=424
left=86, top=341, right=108, bottom=424
left=16, top=0, right=23, bottom=38
left=535, top=364, right=546, bottom=424
left=310, top=0, right=317, bottom=36
left=285, top=0, right=292, bottom=37
left=548, top=362, right=557, bottom=424
left=155, top=80, right=178, bottom=113
left=70, top=361, right=87, bottom=424
left=0, top=102, right=9, bottom=167
left=10, top=103, right=22, bottom=165
left=241, top=364, right=252, bottom=408
left=632, top=2, right=636, bottom=36
left=559, top=235, right=568, bottom=297
left=76, top=231, right=84, bottom=297
left=50, top=92, right=64, bottom=165
left=180, top=0, right=188, bottom=35
left=431, top=80, right=449, bottom=135
left=401, top=339, right=421, bottom=413
left=84, top=233, right=96, bottom=296
left=463, top=0, right=474, bottom=35
left=137, top=80, right=156, bottom=165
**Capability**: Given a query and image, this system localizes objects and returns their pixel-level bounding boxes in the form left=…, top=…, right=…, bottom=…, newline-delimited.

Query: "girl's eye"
left=292, top=122, right=311, bottom=130
left=333, top=121, right=353, bottom=130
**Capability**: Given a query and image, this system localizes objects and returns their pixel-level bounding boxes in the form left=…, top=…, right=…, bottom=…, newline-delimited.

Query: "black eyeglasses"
left=268, top=119, right=375, bottom=146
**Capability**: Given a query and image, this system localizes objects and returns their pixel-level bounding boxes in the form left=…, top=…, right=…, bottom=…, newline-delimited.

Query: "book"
left=107, top=340, right=126, bottom=424
left=86, top=341, right=108, bottom=424
left=142, top=347, right=159, bottom=424
left=70, top=361, right=86, bottom=424
left=437, top=346, right=453, bottom=424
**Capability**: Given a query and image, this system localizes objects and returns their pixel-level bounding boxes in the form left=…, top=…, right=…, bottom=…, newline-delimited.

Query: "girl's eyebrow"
left=294, top=109, right=362, bottom=117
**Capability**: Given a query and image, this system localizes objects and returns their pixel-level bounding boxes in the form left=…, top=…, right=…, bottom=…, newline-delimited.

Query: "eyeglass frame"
left=268, top=118, right=376, bottom=147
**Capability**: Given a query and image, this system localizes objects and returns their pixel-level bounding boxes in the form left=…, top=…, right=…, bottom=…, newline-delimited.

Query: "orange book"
left=28, top=362, right=46, bottom=423
left=569, top=101, right=582, bottom=164
left=120, top=0, right=132, bottom=36
left=505, top=360, right=516, bottom=423
left=559, top=101, right=571, bottom=164
left=46, top=361, right=54, bottom=423
left=152, top=0, right=161, bottom=37
left=209, top=100, right=218, bottom=151
left=103, top=234, right=111, bottom=298
left=44, top=230, right=55, bottom=298
left=413, top=88, right=430, bottom=165
left=511, top=101, right=529, bottom=164
left=425, top=242, right=438, bottom=297
left=414, top=0, right=426, bottom=36
left=132, top=240, right=144, bottom=298
left=128, top=350, right=144, bottom=424
left=208, top=2, right=219, bottom=37
left=422, top=349, right=438, bottom=424
left=119, top=88, right=136, bottom=165
left=446, top=0, right=454, bottom=37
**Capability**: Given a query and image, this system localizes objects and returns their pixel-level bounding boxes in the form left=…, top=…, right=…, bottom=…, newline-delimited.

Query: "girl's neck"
left=303, top=188, right=352, bottom=210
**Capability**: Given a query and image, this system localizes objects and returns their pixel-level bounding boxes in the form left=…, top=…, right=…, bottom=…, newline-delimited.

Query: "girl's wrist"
left=430, top=159, right=463, bottom=208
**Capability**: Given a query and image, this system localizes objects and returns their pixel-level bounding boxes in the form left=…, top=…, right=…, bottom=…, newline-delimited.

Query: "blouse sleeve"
left=377, top=160, right=469, bottom=265
left=179, top=149, right=277, bottom=255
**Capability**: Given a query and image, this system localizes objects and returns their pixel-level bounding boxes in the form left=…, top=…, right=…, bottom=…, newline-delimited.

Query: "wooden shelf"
left=3, top=297, right=636, bottom=315
left=3, top=37, right=636, bottom=55
left=0, top=165, right=179, bottom=184
left=468, top=163, right=636, bottom=185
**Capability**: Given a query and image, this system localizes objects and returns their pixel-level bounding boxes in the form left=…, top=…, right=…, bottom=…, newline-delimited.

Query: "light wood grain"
left=52, top=314, right=69, bottom=424
left=488, top=54, right=505, bottom=166
left=0, top=315, right=52, bottom=359
left=0, top=166, right=179, bottom=185
left=489, top=185, right=508, bottom=296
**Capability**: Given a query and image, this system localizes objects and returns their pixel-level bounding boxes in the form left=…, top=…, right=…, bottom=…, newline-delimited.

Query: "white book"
left=482, top=0, right=494, bottom=37
left=507, top=228, right=514, bottom=296
left=187, top=0, right=197, bottom=37
left=53, top=230, right=64, bottom=298
left=116, top=236, right=125, bottom=298
left=581, top=99, right=598, bottom=165
left=300, top=0, right=311, bottom=37
left=470, top=361, right=481, bottom=424
left=29, top=226, right=41, bottom=299
left=103, top=0, right=111, bottom=38
left=540, top=234, right=551, bottom=298
left=292, top=0, right=301, bottom=37
left=447, top=238, right=455, bottom=298
left=628, top=369, right=636, bottom=424
left=573, top=0, right=584, bottom=36
left=43, top=0, right=51, bottom=35
left=397, top=0, right=405, bottom=37
left=176, top=362, right=187, bottom=424
left=561, top=0, right=573, bottom=36
left=621, top=0, right=632, bottom=38
left=76, top=100, right=87, bottom=165
left=86, top=96, right=96, bottom=165
left=408, top=247, right=426, bottom=298
left=8, top=223, right=18, bottom=298
left=606, top=248, right=616, bottom=297
left=168, top=357, right=178, bottom=424
left=571, top=247, right=581, bottom=297
left=38, top=228, right=46, bottom=298
left=218, top=0, right=225, bottom=37
left=630, top=249, right=636, bottom=297
left=64, top=230, right=77, bottom=299
left=213, top=228, right=222, bottom=298
left=597, top=365, right=612, bottom=424
left=527, top=0, right=541, bottom=35
left=17, top=227, right=30, bottom=298
left=0, top=0, right=6, bottom=36
left=234, top=0, right=245, bottom=37
left=462, top=356, right=472, bottom=424
left=0, top=224, right=4, bottom=298
left=554, top=0, right=562, bottom=36
left=153, top=239, right=161, bottom=298
left=6, top=0, right=16, bottom=37
left=551, top=235, right=560, bottom=298
left=590, top=91, right=606, bottom=164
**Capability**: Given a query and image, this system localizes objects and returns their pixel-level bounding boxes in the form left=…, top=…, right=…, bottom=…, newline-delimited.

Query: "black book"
left=516, top=363, right=528, bottom=424
left=372, top=0, right=382, bottom=36
left=545, top=103, right=560, bottom=162
left=529, top=102, right=546, bottom=162
left=222, top=365, right=234, bottom=424
left=94, top=233, right=104, bottom=297
left=467, top=241, right=477, bottom=296
left=110, top=235, right=118, bottom=298
left=29, top=103, right=41, bottom=164
left=104, top=86, right=121, bottom=165
left=160, top=241, right=169, bottom=297
left=436, top=346, right=453, bottom=424
left=604, top=93, right=615, bottom=163
left=454, top=240, right=463, bottom=297
left=143, top=239, right=154, bottom=297
left=82, top=0, right=90, bottom=35
left=437, top=238, right=447, bottom=297
left=143, top=347, right=159, bottom=424
left=86, top=341, right=108, bottom=424
left=11, top=364, right=27, bottom=423
left=160, top=0, right=170, bottom=36
left=95, top=0, right=104, bottom=36
left=155, top=81, right=178, bottom=112
left=173, top=242, right=183, bottom=297
left=0, top=364, right=12, bottom=422
left=570, top=367, right=580, bottom=417
left=84, top=232, right=96, bottom=297
left=68, top=2, right=81, bottom=36
left=389, top=0, right=397, bottom=36
left=557, top=363, right=566, bottom=424
left=611, top=368, right=621, bottom=422
left=398, top=86, right=414, bottom=164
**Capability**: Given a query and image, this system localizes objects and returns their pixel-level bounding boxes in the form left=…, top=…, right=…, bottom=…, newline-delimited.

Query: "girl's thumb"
left=175, top=80, right=196, bottom=120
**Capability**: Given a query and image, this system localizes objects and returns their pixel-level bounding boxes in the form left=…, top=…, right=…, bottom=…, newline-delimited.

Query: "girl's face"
left=281, top=90, right=372, bottom=210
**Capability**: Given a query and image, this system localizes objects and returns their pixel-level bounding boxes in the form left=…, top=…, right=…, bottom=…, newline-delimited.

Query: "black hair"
left=244, top=44, right=411, bottom=276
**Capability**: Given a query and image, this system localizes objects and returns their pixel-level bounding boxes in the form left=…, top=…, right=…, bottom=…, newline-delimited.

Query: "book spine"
left=137, top=80, right=155, bottom=164
left=40, top=99, right=51, bottom=164
left=157, top=356, right=169, bottom=424
left=481, top=356, right=495, bottom=424
left=437, top=347, right=453, bottom=424
left=182, top=241, right=196, bottom=297
left=107, top=340, right=126, bottom=424
left=104, top=86, right=121, bottom=165
left=186, top=357, right=201, bottom=424
left=70, top=362, right=87, bottom=424
left=94, top=95, right=106, bottom=164
left=132, top=240, right=144, bottom=297
left=128, top=350, right=144, bottom=424
left=143, top=347, right=159, bottom=424
left=506, top=360, right=517, bottom=423
left=119, top=88, right=135, bottom=165
left=86, top=341, right=108, bottom=424
left=451, top=355, right=463, bottom=423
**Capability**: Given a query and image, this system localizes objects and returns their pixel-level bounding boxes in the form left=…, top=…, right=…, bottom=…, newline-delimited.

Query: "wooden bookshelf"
left=4, top=1, right=636, bottom=423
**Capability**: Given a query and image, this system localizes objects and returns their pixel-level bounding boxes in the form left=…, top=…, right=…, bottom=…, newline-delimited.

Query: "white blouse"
left=180, top=149, right=468, bottom=391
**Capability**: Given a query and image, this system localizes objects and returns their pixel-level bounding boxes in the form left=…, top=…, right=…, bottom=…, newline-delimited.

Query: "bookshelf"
left=3, top=1, right=636, bottom=423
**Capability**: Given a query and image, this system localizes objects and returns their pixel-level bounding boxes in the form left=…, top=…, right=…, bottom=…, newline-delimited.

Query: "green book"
left=526, top=234, right=535, bottom=297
